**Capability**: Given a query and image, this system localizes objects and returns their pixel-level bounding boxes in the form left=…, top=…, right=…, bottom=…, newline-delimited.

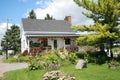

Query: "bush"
left=28, top=51, right=61, bottom=71
left=28, top=56, right=41, bottom=70
left=0, top=50, right=2, bottom=55
left=17, top=55, right=30, bottom=62
left=75, top=51, right=86, bottom=59
left=94, top=51, right=107, bottom=64
left=68, top=53, right=77, bottom=64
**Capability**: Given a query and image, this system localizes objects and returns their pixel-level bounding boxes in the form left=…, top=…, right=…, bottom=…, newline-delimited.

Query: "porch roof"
left=25, top=31, right=80, bottom=37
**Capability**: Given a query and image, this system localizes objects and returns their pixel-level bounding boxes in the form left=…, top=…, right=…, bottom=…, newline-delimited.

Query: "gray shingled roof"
left=22, top=18, right=74, bottom=32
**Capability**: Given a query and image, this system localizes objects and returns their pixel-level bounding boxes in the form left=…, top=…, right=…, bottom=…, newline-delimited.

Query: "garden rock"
left=43, top=70, right=75, bottom=80
left=43, top=70, right=60, bottom=80
left=75, top=59, right=87, bottom=69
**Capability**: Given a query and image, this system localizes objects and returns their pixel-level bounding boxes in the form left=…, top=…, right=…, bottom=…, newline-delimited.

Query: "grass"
left=1, top=63, right=120, bottom=80
left=3, top=56, right=30, bottom=63
left=60, top=64, right=120, bottom=80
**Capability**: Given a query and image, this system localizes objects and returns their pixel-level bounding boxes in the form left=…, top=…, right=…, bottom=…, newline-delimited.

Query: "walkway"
left=0, top=55, right=28, bottom=77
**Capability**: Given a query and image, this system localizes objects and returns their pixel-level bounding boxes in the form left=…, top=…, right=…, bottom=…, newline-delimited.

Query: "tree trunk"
left=6, top=49, right=8, bottom=59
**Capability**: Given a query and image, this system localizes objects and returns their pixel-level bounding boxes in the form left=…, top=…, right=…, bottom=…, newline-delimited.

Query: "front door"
left=54, top=40, right=57, bottom=49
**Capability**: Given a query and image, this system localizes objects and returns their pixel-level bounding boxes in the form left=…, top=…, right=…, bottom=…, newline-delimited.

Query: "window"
left=65, top=39, right=70, bottom=45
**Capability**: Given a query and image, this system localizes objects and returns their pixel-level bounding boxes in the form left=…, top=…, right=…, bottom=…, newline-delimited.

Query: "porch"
left=26, top=37, right=78, bottom=53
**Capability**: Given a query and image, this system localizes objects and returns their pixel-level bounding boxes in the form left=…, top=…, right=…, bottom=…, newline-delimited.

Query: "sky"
left=0, top=0, right=94, bottom=40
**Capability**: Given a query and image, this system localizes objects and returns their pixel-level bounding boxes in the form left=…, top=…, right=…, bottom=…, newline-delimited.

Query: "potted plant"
left=108, top=60, right=116, bottom=69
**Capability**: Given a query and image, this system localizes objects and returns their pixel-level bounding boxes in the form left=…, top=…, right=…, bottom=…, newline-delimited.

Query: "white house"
left=21, top=16, right=79, bottom=53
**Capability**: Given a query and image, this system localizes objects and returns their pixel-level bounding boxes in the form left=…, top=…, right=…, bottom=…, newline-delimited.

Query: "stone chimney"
left=65, top=16, right=72, bottom=24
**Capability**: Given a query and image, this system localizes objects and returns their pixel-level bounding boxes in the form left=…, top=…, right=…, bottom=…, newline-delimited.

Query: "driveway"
left=0, top=55, right=28, bottom=77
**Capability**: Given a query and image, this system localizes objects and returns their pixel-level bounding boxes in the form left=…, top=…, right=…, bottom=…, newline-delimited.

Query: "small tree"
left=28, top=9, right=36, bottom=19
left=1, top=25, right=21, bottom=58
left=44, top=13, right=55, bottom=20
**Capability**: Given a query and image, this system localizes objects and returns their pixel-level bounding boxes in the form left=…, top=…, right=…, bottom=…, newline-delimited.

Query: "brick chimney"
left=66, top=16, right=71, bottom=24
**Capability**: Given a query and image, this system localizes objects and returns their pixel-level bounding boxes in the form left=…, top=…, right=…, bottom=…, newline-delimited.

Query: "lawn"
left=2, top=63, right=120, bottom=80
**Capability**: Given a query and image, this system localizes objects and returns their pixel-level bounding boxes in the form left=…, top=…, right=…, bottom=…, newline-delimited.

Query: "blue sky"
left=0, top=0, right=52, bottom=24
left=0, top=0, right=94, bottom=40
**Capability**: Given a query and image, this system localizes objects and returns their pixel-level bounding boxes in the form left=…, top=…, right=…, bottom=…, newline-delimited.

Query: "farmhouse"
left=21, top=16, right=79, bottom=53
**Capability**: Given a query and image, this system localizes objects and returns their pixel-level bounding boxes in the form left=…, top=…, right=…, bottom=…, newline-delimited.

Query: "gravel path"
left=0, top=55, right=28, bottom=77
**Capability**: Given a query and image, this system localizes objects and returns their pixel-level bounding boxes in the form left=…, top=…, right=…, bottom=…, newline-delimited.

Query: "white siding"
left=21, top=31, right=28, bottom=53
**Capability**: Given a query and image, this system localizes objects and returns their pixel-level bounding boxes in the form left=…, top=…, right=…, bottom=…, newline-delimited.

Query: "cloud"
left=35, top=0, right=53, bottom=9
left=0, top=23, right=12, bottom=40
left=36, top=1, right=41, bottom=5
left=33, top=0, right=94, bottom=25
left=19, top=0, right=28, bottom=3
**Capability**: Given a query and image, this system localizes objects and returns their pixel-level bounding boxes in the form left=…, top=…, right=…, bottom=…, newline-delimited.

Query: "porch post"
left=64, top=39, right=65, bottom=50
left=27, top=39, right=30, bottom=53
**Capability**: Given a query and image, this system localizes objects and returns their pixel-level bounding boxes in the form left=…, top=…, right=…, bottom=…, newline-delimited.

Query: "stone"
left=43, top=70, right=60, bottom=80
left=43, top=70, right=75, bottom=80
left=75, top=59, right=87, bottom=69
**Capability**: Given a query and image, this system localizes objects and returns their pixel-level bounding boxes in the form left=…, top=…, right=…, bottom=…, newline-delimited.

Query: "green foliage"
left=74, top=0, right=120, bottom=24
left=17, top=55, right=30, bottom=62
left=73, top=23, right=119, bottom=45
left=28, top=9, right=36, bottom=19
left=0, top=50, right=2, bottom=55
left=3, top=56, right=18, bottom=63
left=28, top=51, right=61, bottom=71
left=1, top=25, right=21, bottom=54
left=112, top=47, right=120, bottom=53
left=74, top=49, right=108, bottom=64
left=73, top=0, right=120, bottom=59
left=68, top=53, right=77, bottom=64
left=75, top=51, right=86, bottom=59
left=44, top=13, right=55, bottom=20
left=28, top=57, right=41, bottom=70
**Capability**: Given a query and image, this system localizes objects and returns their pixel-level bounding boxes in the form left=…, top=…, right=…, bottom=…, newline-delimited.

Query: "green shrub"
left=28, top=56, right=41, bottom=70
left=112, top=47, right=120, bottom=53
left=0, top=50, right=2, bottom=55
left=94, top=51, right=108, bottom=64
left=17, top=56, right=30, bottom=62
left=68, top=53, right=77, bottom=64
left=28, top=51, right=61, bottom=71
left=75, top=51, right=86, bottom=59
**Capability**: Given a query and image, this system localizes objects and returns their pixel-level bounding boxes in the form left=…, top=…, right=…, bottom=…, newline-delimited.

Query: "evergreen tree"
left=1, top=25, right=21, bottom=58
left=73, top=0, right=120, bottom=58
left=28, top=10, right=36, bottom=19
left=44, top=13, right=55, bottom=20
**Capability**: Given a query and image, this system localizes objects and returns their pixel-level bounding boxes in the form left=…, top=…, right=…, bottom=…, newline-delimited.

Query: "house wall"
left=21, top=29, right=28, bottom=53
